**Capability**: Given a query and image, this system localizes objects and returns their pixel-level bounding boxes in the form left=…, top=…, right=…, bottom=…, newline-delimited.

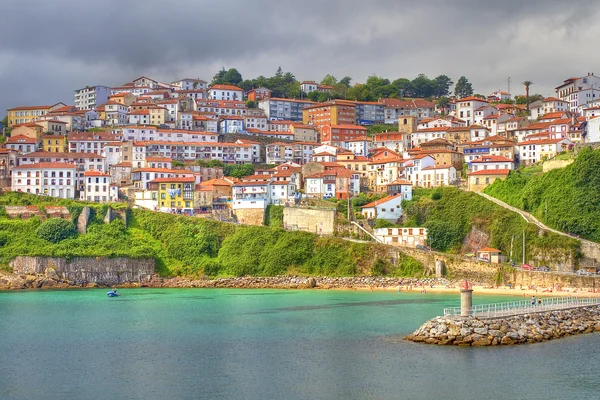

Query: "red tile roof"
left=470, top=155, right=514, bottom=163
left=209, top=84, right=243, bottom=91
left=361, top=194, right=402, bottom=208
left=14, top=162, right=76, bottom=169
left=149, top=177, right=196, bottom=183
left=468, top=169, right=511, bottom=176
left=84, top=170, right=110, bottom=177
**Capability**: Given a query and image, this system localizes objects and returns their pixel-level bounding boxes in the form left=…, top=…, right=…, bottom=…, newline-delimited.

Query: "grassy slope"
left=484, top=148, right=600, bottom=242
left=0, top=192, right=422, bottom=278
left=401, top=187, right=580, bottom=264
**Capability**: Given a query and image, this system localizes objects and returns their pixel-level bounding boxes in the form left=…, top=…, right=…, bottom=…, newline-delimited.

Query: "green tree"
left=410, top=74, right=436, bottom=98
left=392, top=78, right=412, bottom=97
left=172, top=160, right=184, bottom=167
left=321, top=74, right=338, bottom=86
left=223, top=68, right=243, bottom=86
left=522, top=80, right=534, bottom=112
left=246, top=100, right=256, bottom=109
left=223, top=164, right=254, bottom=178
left=307, top=91, right=320, bottom=102
left=36, top=219, right=77, bottom=243
left=433, top=75, right=453, bottom=97
left=212, top=67, right=227, bottom=85
left=339, top=76, right=352, bottom=87
left=454, top=76, right=474, bottom=98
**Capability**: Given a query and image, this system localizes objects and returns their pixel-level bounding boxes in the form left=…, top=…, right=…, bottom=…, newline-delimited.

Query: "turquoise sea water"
left=1, top=288, right=600, bottom=400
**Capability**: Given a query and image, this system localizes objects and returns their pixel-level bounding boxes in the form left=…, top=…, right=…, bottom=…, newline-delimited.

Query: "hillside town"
left=1, top=73, right=597, bottom=232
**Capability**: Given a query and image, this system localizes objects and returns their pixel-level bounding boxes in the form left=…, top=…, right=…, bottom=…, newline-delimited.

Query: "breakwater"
left=405, top=306, right=600, bottom=346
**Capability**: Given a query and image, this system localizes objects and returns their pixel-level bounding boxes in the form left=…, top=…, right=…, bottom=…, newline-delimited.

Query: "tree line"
left=211, top=67, right=476, bottom=103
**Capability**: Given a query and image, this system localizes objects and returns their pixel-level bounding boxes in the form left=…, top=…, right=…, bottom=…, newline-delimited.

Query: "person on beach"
left=531, top=295, right=536, bottom=305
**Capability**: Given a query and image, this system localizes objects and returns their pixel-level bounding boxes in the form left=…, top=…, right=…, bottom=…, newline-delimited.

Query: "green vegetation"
left=484, top=148, right=600, bottom=242
left=0, top=192, right=422, bottom=278
left=367, top=124, right=398, bottom=136
left=36, top=219, right=77, bottom=243
left=212, top=66, right=472, bottom=102
left=401, top=187, right=580, bottom=263
left=329, top=192, right=386, bottom=219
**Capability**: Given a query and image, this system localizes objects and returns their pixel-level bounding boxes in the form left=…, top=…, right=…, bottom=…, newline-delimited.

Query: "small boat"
left=107, top=290, right=119, bottom=297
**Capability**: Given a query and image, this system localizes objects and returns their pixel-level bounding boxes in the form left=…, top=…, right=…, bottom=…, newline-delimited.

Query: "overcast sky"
left=1, top=0, right=597, bottom=115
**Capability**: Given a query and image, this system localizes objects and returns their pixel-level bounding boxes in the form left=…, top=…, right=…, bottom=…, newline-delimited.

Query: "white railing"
left=444, top=297, right=600, bottom=319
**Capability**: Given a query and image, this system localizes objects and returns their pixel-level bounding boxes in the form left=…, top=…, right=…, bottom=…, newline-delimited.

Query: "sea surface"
left=1, top=288, right=600, bottom=400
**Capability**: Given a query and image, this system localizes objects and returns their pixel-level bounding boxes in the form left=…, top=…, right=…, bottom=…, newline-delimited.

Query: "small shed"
left=476, top=247, right=505, bottom=264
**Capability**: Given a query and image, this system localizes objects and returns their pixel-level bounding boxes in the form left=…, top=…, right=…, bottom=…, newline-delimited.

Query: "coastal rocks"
left=405, top=307, right=600, bottom=346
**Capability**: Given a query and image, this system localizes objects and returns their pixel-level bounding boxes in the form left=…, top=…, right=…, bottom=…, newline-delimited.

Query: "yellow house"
left=95, top=104, right=107, bottom=121
left=11, top=123, right=44, bottom=139
left=108, top=92, right=136, bottom=106
left=148, top=106, right=168, bottom=126
left=302, top=100, right=357, bottom=129
left=42, top=134, right=67, bottom=153
left=290, top=123, right=319, bottom=142
left=336, top=153, right=371, bottom=179
left=6, top=103, right=67, bottom=128
left=150, top=176, right=195, bottom=211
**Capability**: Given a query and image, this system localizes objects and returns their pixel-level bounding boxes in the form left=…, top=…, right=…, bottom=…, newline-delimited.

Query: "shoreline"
left=3, top=272, right=600, bottom=297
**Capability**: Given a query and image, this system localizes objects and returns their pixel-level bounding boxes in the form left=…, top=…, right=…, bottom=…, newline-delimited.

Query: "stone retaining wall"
left=9, top=256, right=155, bottom=285
left=405, top=306, right=600, bottom=346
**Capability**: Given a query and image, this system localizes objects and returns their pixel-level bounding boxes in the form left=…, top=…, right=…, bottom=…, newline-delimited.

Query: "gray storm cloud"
left=0, top=0, right=597, bottom=114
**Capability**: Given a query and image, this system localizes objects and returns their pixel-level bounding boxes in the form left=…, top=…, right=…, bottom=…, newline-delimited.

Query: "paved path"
left=476, top=192, right=593, bottom=243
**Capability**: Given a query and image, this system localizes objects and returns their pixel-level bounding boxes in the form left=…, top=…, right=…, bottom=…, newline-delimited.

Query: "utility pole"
left=507, top=77, right=511, bottom=99
left=510, top=235, right=514, bottom=263
left=522, top=230, right=525, bottom=265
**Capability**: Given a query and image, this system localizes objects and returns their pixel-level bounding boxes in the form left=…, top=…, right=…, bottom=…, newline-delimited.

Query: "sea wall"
left=9, top=256, right=155, bottom=285
left=405, top=306, right=600, bottom=346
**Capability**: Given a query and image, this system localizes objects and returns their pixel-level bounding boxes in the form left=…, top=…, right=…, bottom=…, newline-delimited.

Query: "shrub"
left=36, top=219, right=77, bottom=243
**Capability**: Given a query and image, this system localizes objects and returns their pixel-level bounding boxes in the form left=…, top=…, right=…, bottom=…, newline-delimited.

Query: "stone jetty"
left=405, top=307, right=600, bottom=346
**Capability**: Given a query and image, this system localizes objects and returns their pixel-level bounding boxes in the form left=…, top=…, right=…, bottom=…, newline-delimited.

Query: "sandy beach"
left=369, top=284, right=600, bottom=298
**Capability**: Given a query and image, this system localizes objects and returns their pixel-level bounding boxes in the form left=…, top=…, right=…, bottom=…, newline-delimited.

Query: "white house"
left=80, top=170, right=111, bottom=203
left=172, top=78, right=207, bottom=91
left=373, top=227, right=428, bottom=248
left=473, top=105, right=498, bottom=126
left=455, top=96, right=489, bottom=126
left=208, top=84, right=244, bottom=101
left=74, top=85, right=111, bottom=110
left=104, top=101, right=129, bottom=126
left=128, top=110, right=150, bottom=125
left=219, top=116, right=244, bottom=133
left=404, top=155, right=435, bottom=187
left=419, top=165, right=457, bottom=187
left=488, top=90, right=511, bottom=102
left=469, top=155, right=515, bottom=172
left=243, top=115, right=268, bottom=131
left=300, top=81, right=319, bottom=93
left=518, top=138, right=572, bottom=165
left=12, top=162, right=76, bottom=198
left=361, top=194, right=404, bottom=222
left=585, top=115, right=600, bottom=142
left=344, top=138, right=374, bottom=157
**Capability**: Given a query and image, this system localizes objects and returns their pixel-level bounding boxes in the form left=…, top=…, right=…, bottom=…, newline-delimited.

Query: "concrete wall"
left=542, top=159, right=573, bottom=172
left=234, top=208, right=265, bottom=226
left=10, top=256, right=155, bottom=285
left=283, top=208, right=336, bottom=235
